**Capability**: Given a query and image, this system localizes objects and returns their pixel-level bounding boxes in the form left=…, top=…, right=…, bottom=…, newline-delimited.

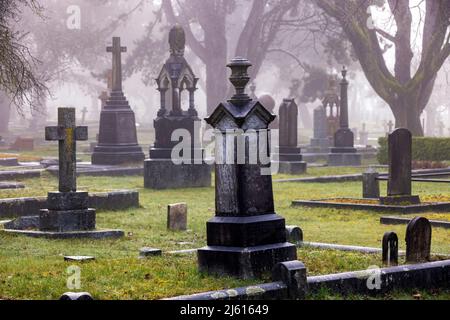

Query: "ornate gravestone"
left=198, top=57, right=297, bottom=279
left=308, top=105, right=331, bottom=153
left=382, top=232, right=399, bottom=266
left=323, top=75, right=340, bottom=139
left=406, top=217, right=432, bottom=263
left=380, top=128, right=420, bottom=205
left=328, top=67, right=362, bottom=166
left=144, top=26, right=211, bottom=190
left=274, top=99, right=307, bottom=174
left=91, top=37, right=144, bottom=165
left=3, top=108, right=124, bottom=239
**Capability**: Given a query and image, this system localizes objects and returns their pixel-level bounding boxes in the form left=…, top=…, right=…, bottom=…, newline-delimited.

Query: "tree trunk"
left=390, top=94, right=424, bottom=136
left=0, top=93, right=11, bottom=133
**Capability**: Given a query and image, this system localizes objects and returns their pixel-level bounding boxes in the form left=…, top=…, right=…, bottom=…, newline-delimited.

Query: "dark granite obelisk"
left=328, top=67, right=362, bottom=166
left=91, top=37, right=144, bottom=165
left=198, top=57, right=297, bottom=279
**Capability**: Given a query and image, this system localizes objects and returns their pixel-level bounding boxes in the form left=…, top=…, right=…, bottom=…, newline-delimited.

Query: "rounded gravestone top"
left=258, top=94, right=276, bottom=112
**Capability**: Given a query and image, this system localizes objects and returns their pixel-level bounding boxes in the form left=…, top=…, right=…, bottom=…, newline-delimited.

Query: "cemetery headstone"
left=362, top=169, right=380, bottom=199
left=386, top=120, right=394, bottom=135
left=328, top=67, right=362, bottom=166
left=286, top=226, right=303, bottom=245
left=309, top=105, right=331, bottom=153
left=91, top=37, right=144, bottom=165
left=359, top=123, right=369, bottom=145
left=406, top=217, right=432, bottom=263
left=198, top=57, right=297, bottom=279
left=4, top=108, right=124, bottom=239
left=144, top=26, right=211, bottom=190
left=382, top=232, right=398, bottom=266
left=380, top=128, right=420, bottom=205
left=274, top=98, right=307, bottom=174
left=167, top=203, right=188, bottom=231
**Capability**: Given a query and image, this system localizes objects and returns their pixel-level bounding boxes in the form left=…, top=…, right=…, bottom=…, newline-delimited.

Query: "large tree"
left=315, top=0, right=450, bottom=136
left=129, top=0, right=324, bottom=114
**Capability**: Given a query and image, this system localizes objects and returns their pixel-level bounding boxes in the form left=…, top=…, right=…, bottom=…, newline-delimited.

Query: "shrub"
left=377, top=137, right=450, bottom=164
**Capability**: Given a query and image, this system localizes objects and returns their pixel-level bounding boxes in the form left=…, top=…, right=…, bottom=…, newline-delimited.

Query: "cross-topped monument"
left=92, top=37, right=144, bottom=165
left=107, top=37, right=127, bottom=92
left=45, top=108, right=87, bottom=192
left=81, top=107, right=88, bottom=124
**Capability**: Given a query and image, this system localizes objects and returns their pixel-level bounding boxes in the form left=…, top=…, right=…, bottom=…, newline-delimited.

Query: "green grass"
left=0, top=165, right=449, bottom=300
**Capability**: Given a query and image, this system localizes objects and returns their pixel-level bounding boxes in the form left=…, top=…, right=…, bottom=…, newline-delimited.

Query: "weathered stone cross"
left=107, top=37, right=127, bottom=92
left=45, top=108, right=88, bottom=193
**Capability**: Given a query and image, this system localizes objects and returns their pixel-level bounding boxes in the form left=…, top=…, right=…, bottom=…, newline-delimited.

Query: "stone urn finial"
left=227, top=57, right=252, bottom=105
left=341, top=66, right=348, bottom=83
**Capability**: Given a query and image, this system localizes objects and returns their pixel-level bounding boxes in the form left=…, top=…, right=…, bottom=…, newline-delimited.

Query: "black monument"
left=144, top=26, right=211, bottom=189
left=198, top=57, right=297, bottom=279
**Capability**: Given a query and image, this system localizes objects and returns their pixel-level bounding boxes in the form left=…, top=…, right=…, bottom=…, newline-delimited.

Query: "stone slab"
left=0, top=190, right=139, bottom=219
left=64, top=256, right=96, bottom=262
left=273, top=161, right=307, bottom=175
left=292, top=198, right=450, bottom=214
left=381, top=216, right=450, bottom=229
left=328, top=153, right=362, bottom=167
left=307, top=260, right=450, bottom=295
left=139, top=247, right=162, bottom=258
left=0, top=170, right=42, bottom=181
left=144, top=159, right=211, bottom=190
left=0, top=158, right=19, bottom=166
left=0, top=182, right=25, bottom=190
left=47, top=163, right=143, bottom=177
left=2, top=229, right=124, bottom=239
left=167, top=203, right=188, bottom=231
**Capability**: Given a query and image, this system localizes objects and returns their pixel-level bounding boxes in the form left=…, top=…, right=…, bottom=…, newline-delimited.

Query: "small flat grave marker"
left=139, top=247, right=162, bottom=258
left=167, top=203, right=188, bottom=231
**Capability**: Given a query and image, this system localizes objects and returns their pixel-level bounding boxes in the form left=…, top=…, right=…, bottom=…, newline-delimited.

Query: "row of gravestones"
left=383, top=217, right=432, bottom=266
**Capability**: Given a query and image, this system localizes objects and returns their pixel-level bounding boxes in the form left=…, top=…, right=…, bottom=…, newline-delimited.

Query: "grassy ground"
left=0, top=166, right=449, bottom=300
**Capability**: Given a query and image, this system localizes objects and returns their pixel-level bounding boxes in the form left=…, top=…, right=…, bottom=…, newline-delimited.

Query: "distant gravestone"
left=286, top=226, right=303, bottom=245
left=310, top=106, right=330, bottom=149
left=382, top=232, right=398, bottom=266
left=167, top=203, right=188, bottom=231
left=259, top=94, right=278, bottom=129
left=406, top=217, right=432, bottom=263
left=359, top=123, right=369, bottom=146
left=275, top=99, right=306, bottom=174
left=380, top=128, right=420, bottom=205
left=9, top=137, right=34, bottom=151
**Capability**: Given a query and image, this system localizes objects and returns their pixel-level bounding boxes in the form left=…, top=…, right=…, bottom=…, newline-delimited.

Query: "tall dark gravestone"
left=274, top=99, right=307, bottom=174
left=144, top=26, right=211, bottom=190
left=328, top=67, right=362, bottom=166
left=382, top=232, right=399, bottom=266
left=198, top=57, right=297, bottom=279
left=91, top=37, right=144, bottom=165
left=380, top=128, right=420, bottom=205
left=309, top=106, right=331, bottom=152
left=406, top=217, right=432, bottom=263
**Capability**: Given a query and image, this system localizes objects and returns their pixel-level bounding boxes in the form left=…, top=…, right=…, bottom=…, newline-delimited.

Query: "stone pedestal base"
left=3, top=229, right=124, bottom=239
left=91, top=145, right=144, bottom=165
left=144, top=159, right=211, bottom=190
left=198, top=243, right=297, bottom=279
left=328, top=152, right=362, bottom=166
left=273, top=146, right=307, bottom=174
left=380, top=195, right=421, bottom=205
left=39, top=208, right=96, bottom=232
left=274, top=161, right=307, bottom=175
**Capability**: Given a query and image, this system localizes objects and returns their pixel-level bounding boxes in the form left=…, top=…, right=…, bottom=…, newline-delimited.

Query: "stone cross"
left=107, top=37, right=127, bottom=92
left=406, top=217, right=432, bottom=263
left=387, top=120, right=394, bottom=133
left=81, top=107, right=88, bottom=124
left=45, top=108, right=88, bottom=192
